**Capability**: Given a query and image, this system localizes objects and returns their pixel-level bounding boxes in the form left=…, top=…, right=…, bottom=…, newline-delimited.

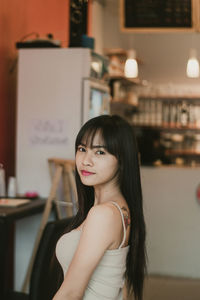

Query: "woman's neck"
left=94, top=184, right=122, bottom=205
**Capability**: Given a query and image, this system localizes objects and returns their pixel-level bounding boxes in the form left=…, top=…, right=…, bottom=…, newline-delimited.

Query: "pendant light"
left=186, top=48, right=200, bottom=78
left=124, top=49, right=138, bottom=78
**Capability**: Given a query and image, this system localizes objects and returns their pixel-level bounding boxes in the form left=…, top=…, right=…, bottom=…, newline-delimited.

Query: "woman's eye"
left=78, top=146, right=86, bottom=152
left=96, top=150, right=105, bottom=155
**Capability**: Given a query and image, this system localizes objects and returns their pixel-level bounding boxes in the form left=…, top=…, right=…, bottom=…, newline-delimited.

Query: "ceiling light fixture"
left=124, top=49, right=138, bottom=78
left=186, top=48, right=200, bottom=78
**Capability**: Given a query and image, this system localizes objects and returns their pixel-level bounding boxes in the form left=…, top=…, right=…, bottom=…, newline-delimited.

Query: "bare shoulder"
left=85, top=203, right=117, bottom=228
left=76, top=204, right=119, bottom=252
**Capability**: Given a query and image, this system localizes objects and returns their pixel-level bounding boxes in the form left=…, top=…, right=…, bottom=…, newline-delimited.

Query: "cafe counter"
left=141, top=166, right=200, bottom=279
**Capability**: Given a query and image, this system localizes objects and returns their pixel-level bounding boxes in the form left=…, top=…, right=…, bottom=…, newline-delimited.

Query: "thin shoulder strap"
left=110, top=201, right=126, bottom=249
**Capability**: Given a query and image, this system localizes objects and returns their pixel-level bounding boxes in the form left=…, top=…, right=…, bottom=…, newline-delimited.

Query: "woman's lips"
left=81, top=170, right=95, bottom=176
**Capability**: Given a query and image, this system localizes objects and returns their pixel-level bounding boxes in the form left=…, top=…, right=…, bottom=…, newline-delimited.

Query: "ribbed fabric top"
left=56, top=202, right=129, bottom=299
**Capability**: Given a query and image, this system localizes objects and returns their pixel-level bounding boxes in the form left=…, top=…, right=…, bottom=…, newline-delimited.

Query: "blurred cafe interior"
left=1, top=1, right=200, bottom=299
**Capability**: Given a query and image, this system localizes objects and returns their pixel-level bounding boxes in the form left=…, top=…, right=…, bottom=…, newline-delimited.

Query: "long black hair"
left=69, top=115, right=146, bottom=300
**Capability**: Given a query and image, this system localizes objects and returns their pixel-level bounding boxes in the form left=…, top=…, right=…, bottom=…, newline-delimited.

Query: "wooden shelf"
left=139, top=95, right=200, bottom=100
left=166, top=149, right=200, bottom=156
left=132, top=124, right=200, bottom=131
left=106, top=74, right=141, bottom=85
left=111, top=99, right=137, bottom=107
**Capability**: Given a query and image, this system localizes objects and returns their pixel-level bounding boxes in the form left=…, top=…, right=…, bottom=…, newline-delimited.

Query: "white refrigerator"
left=16, top=48, right=110, bottom=197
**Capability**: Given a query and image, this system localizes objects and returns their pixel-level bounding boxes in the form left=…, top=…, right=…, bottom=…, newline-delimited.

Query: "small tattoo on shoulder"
left=121, top=206, right=130, bottom=227
left=121, top=206, right=128, bottom=212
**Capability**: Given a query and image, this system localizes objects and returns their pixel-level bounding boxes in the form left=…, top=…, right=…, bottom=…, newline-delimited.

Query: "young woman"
left=53, top=115, right=146, bottom=300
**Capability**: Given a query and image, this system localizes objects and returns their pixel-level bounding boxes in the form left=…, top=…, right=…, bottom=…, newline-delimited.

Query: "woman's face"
left=76, top=131, right=119, bottom=188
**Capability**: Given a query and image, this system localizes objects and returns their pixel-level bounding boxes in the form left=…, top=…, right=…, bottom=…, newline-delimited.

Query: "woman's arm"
left=52, top=204, right=119, bottom=300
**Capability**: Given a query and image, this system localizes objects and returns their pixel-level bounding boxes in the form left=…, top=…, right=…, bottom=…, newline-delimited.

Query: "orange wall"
left=0, top=0, right=70, bottom=179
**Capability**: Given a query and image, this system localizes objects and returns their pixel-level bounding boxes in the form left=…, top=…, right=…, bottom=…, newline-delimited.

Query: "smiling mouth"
left=81, top=170, right=95, bottom=176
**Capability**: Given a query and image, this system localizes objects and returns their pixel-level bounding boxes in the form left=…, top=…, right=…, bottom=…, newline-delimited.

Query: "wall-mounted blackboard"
left=120, top=0, right=198, bottom=32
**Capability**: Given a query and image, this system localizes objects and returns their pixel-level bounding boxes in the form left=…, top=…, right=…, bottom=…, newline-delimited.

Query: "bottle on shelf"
left=188, top=104, right=195, bottom=128
left=7, top=176, right=17, bottom=198
left=149, top=100, right=156, bottom=126
left=162, top=101, right=170, bottom=127
left=144, top=100, right=150, bottom=125
left=195, top=106, right=200, bottom=128
left=180, top=101, right=189, bottom=127
left=176, top=102, right=182, bottom=128
left=138, top=99, right=145, bottom=125
left=0, top=164, right=6, bottom=197
left=156, top=101, right=162, bottom=126
left=169, top=102, right=177, bottom=128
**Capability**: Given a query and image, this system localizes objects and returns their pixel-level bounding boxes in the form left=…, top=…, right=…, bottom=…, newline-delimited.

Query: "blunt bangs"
left=75, top=124, right=101, bottom=151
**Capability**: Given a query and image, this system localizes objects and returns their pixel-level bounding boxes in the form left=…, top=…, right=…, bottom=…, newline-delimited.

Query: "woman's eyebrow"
left=79, top=143, right=106, bottom=148
left=91, top=145, right=106, bottom=149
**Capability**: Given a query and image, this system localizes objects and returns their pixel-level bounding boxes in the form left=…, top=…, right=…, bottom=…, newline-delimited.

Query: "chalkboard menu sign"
left=120, top=0, right=198, bottom=32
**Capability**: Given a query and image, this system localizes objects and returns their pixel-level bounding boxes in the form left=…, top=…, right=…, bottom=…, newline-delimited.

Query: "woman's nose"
left=82, top=152, right=93, bottom=166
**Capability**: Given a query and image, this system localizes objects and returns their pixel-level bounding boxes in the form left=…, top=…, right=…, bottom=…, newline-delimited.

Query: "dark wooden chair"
left=7, top=217, right=74, bottom=300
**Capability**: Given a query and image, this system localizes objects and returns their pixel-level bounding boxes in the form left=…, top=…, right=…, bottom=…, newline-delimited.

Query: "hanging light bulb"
left=186, top=48, right=200, bottom=78
left=124, top=49, right=138, bottom=78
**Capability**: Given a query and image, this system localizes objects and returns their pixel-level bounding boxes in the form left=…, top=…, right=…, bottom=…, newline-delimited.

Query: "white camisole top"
left=56, top=202, right=130, bottom=299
